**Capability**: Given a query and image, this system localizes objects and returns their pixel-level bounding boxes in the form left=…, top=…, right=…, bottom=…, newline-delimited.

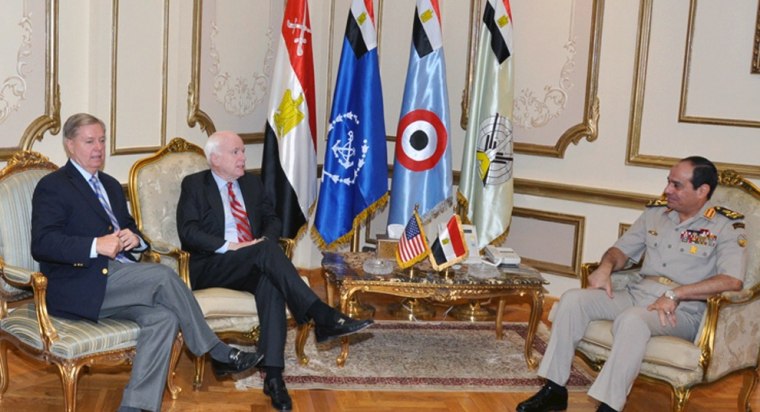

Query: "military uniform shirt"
left=613, top=200, right=747, bottom=285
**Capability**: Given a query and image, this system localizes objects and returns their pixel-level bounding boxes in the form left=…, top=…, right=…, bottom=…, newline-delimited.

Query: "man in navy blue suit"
left=31, top=113, right=263, bottom=412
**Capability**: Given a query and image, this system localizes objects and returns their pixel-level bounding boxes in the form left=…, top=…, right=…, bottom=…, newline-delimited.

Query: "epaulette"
left=645, top=198, right=668, bottom=208
left=712, top=206, right=744, bottom=220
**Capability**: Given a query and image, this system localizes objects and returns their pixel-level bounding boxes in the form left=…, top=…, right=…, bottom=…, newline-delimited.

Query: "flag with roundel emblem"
left=388, top=0, right=453, bottom=228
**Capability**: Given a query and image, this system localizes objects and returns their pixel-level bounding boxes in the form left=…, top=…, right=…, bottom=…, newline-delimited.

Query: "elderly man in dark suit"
left=177, top=130, right=373, bottom=411
left=31, top=113, right=263, bottom=412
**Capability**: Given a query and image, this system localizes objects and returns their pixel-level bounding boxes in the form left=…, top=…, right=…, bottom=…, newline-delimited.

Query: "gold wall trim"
left=461, top=0, right=604, bottom=158
left=512, top=207, right=584, bottom=278
left=752, top=1, right=760, bottom=74
left=110, top=0, right=168, bottom=155
left=188, top=0, right=215, bottom=137
left=627, top=0, right=760, bottom=178
left=678, top=0, right=760, bottom=128
left=15, top=0, right=61, bottom=158
left=514, top=177, right=653, bottom=210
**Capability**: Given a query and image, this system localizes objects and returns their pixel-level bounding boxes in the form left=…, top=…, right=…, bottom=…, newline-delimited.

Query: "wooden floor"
left=1, top=270, right=757, bottom=411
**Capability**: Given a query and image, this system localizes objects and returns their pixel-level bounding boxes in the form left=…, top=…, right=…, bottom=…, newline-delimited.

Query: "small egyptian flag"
left=429, top=215, right=468, bottom=271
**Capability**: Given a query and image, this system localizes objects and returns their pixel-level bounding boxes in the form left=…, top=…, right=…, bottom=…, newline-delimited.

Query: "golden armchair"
left=575, top=169, right=760, bottom=411
left=0, top=151, right=182, bottom=412
left=128, top=137, right=311, bottom=390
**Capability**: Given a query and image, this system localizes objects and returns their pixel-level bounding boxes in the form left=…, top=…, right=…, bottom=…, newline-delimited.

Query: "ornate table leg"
left=524, top=289, right=544, bottom=370
left=336, top=287, right=354, bottom=367
left=495, top=297, right=507, bottom=339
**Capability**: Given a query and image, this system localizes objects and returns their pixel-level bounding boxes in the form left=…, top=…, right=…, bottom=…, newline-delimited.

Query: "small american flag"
left=396, top=210, right=429, bottom=268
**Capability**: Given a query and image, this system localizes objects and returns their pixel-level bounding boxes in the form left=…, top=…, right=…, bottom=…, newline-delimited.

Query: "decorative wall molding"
left=627, top=0, right=760, bottom=178
left=0, top=6, right=31, bottom=126
left=506, top=207, right=585, bottom=277
left=12, top=0, right=60, bottom=158
left=109, top=0, right=168, bottom=155
left=188, top=0, right=282, bottom=143
left=678, top=0, right=760, bottom=128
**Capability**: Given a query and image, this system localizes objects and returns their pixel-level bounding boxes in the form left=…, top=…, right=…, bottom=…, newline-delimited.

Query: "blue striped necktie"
left=89, top=175, right=130, bottom=262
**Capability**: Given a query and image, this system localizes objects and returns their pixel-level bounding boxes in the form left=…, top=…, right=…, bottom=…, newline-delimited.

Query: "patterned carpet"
left=234, top=321, right=593, bottom=392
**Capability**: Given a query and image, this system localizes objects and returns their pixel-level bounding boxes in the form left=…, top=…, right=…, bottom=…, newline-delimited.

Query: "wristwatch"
left=664, top=289, right=678, bottom=302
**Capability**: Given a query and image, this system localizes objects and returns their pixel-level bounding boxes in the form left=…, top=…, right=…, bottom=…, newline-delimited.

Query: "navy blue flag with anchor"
left=313, top=0, right=388, bottom=248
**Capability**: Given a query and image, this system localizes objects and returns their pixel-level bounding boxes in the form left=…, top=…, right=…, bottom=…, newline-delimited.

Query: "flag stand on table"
left=429, top=214, right=468, bottom=272
left=395, top=208, right=429, bottom=270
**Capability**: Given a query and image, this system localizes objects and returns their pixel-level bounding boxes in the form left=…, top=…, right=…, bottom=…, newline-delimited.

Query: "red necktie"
left=227, top=182, right=254, bottom=242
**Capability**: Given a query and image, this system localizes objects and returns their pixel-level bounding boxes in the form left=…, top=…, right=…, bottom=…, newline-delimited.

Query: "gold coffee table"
left=321, top=252, right=547, bottom=369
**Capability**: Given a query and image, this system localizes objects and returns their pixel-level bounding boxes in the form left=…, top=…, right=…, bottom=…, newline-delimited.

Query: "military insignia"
left=738, top=235, right=747, bottom=248
left=322, top=112, right=368, bottom=187
left=648, top=229, right=658, bottom=236
left=646, top=198, right=667, bottom=208
left=273, top=89, right=305, bottom=138
left=714, top=206, right=744, bottom=220
left=703, top=207, right=716, bottom=219
left=475, top=114, right=513, bottom=187
left=681, top=229, right=717, bottom=247
left=733, top=222, right=745, bottom=230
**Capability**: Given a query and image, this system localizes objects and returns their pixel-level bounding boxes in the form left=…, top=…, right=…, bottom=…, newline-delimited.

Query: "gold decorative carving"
left=1, top=150, right=55, bottom=176
left=627, top=0, right=760, bottom=178
left=461, top=0, right=604, bottom=158
left=189, top=0, right=215, bottom=135
left=678, top=0, right=760, bottom=128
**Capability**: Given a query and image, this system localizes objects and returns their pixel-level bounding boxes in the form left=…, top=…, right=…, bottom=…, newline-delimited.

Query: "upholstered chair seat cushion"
left=1, top=304, right=139, bottom=359
left=579, top=320, right=702, bottom=371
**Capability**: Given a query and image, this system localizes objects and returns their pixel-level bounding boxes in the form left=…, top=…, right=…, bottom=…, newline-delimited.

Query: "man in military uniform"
left=516, top=156, right=747, bottom=412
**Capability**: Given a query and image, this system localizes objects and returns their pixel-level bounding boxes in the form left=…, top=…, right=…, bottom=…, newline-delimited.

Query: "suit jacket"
left=177, top=170, right=281, bottom=285
left=31, top=160, right=144, bottom=321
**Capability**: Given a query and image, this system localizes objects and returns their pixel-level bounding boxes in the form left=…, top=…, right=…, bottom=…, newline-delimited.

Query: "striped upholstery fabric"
left=0, top=168, right=52, bottom=300
left=1, top=304, right=139, bottom=358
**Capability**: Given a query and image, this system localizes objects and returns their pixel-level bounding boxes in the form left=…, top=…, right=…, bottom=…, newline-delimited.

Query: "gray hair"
left=63, top=113, right=105, bottom=140
left=203, top=134, right=221, bottom=164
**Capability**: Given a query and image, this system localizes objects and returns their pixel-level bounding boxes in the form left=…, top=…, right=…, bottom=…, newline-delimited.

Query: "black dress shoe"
left=516, top=382, right=568, bottom=412
left=314, top=313, right=374, bottom=343
left=211, top=348, right=264, bottom=378
left=596, top=402, right=617, bottom=412
left=263, top=377, right=292, bottom=411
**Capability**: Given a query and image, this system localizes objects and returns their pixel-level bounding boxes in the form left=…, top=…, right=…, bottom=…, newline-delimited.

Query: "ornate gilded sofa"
left=128, top=137, right=311, bottom=390
left=576, top=169, right=760, bottom=411
left=0, top=151, right=182, bottom=411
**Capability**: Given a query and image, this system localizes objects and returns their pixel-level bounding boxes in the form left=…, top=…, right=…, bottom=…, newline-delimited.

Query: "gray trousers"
left=99, top=261, right=219, bottom=411
left=537, top=278, right=704, bottom=411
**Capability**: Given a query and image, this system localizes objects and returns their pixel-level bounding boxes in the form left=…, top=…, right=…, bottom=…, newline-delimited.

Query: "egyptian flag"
left=457, top=0, right=514, bottom=248
left=429, top=215, right=468, bottom=271
left=312, top=0, right=388, bottom=249
left=262, top=0, right=318, bottom=240
left=387, top=0, right=453, bottom=227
